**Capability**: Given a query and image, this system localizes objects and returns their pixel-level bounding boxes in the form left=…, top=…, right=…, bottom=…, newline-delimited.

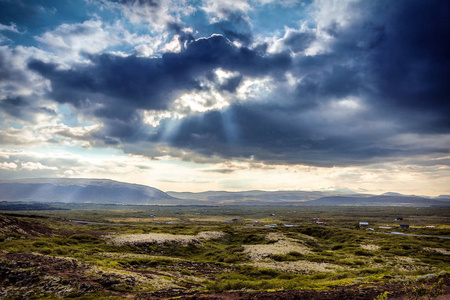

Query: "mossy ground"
left=0, top=205, right=449, bottom=299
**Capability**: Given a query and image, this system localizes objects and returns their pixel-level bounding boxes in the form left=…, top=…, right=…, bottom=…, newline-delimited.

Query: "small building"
left=379, top=226, right=392, bottom=229
left=395, top=218, right=403, bottom=221
left=366, top=228, right=375, bottom=231
left=426, top=226, right=435, bottom=229
left=359, top=222, right=369, bottom=226
left=400, top=224, right=410, bottom=228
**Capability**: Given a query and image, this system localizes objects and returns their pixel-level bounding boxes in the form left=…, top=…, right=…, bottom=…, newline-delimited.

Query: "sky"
left=0, top=0, right=449, bottom=196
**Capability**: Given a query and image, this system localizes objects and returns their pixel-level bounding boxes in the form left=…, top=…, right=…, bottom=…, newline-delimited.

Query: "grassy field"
left=0, top=204, right=449, bottom=299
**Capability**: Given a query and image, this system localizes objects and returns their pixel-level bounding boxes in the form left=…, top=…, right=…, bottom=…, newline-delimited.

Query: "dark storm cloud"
left=153, top=102, right=405, bottom=166
left=0, top=97, right=28, bottom=118
left=0, top=96, right=56, bottom=122
left=283, top=31, right=315, bottom=53
left=29, top=35, right=290, bottom=109
left=28, top=34, right=291, bottom=141
left=290, top=59, right=364, bottom=110
left=149, top=0, right=450, bottom=166
left=218, top=74, right=243, bottom=92
left=368, top=1, right=450, bottom=132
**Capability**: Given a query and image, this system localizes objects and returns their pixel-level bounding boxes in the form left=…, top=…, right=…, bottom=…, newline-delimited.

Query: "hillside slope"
left=0, top=178, right=176, bottom=204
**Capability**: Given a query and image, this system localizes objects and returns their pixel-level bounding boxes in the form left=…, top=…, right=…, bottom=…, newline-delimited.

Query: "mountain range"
left=0, top=178, right=449, bottom=207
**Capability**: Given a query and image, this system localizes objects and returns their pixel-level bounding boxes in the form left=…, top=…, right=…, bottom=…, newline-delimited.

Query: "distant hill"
left=307, top=195, right=447, bottom=207
left=166, top=190, right=365, bottom=204
left=0, top=178, right=178, bottom=205
left=168, top=190, right=449, bottom=207
left=1, top=178, right=448, bottom=207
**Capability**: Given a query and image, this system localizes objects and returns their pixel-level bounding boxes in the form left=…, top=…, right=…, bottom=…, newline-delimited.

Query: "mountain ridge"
left=0, top=178, right=448, bottom=207
left=0, top=178, right=177, bottom=205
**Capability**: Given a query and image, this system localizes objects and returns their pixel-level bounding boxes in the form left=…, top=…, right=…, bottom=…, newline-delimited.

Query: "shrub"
left=269, top=254, right=300, bottom=262
left=354, top=250, right=374, bottom=256
left=180, top=269, right=191, bottom=275
left=287, top=251, right=304, bottom=258
left=311, top=272, right=329, bottom=280
left=374, top=291, right=389, bottom=300
left=69, top=234, right=101, bottom=243
left=32, top=241, right=51, bottom=247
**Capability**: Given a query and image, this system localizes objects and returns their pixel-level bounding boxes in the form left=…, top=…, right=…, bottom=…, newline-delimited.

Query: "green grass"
left=0, top=205, right=449, bottom=298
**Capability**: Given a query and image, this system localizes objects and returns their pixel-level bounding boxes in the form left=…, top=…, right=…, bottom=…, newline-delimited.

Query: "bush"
left=354, top=250, right=374, bottom=256
left=33, top=241, right=51, bottom=247
left=287, top=251, right=304, bottom=257
left=269, top=253, right=301, bottom=262
left=239, top=267, right=281, bottom=279
left=69, top=234, right=101, bottom=243
left=180, top=269, right=191, bottom=275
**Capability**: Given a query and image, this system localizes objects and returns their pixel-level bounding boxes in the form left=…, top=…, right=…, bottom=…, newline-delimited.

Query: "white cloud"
left=312, top=0, right=360, bottom=31
left=269, top=25, right=322, bottom=56
left=202, top=0, right=251, bottom=22
left=0, top=147, right=156, bottom=182
left=134, top=43, right=155, bottom=57
left=236, top=76, right=273, bottom=101
left=0, top=22, right=20, bottom=33
left=0, top=162, right=17, bottom=170
left=161, top=34, right=183, bottom=53
left=120, top=0, right=182, bottom=29
left=34, top=20, right=123, bottom=60
left=21, top=162, right=57, bottom=171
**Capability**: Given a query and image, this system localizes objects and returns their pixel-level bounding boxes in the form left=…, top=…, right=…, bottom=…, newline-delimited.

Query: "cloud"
left=142, top=0, right=450, bottom=167
left=202, top=0, right=252, bottom=22
left=0, top=46, right=36, bottom=96
left=2, top=0, right=448, bottom=177
left=0, top=147, right=156, bottom=180
left=278, top=27, right=316, bottom=54
left=0, top=162, right=17, bottom=170
left=0, top=22, right=20, bottom=33
left=34, top=20, right=124, bottom=60
left=367, top=1, right=450, bottom=129
left=120, top=0, right=193, bottom=30
left=151, top=101, right=400, bottom=166
left=202, top=168, right=236, bottom=174
left=28, top=34, right=291, bottom=141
